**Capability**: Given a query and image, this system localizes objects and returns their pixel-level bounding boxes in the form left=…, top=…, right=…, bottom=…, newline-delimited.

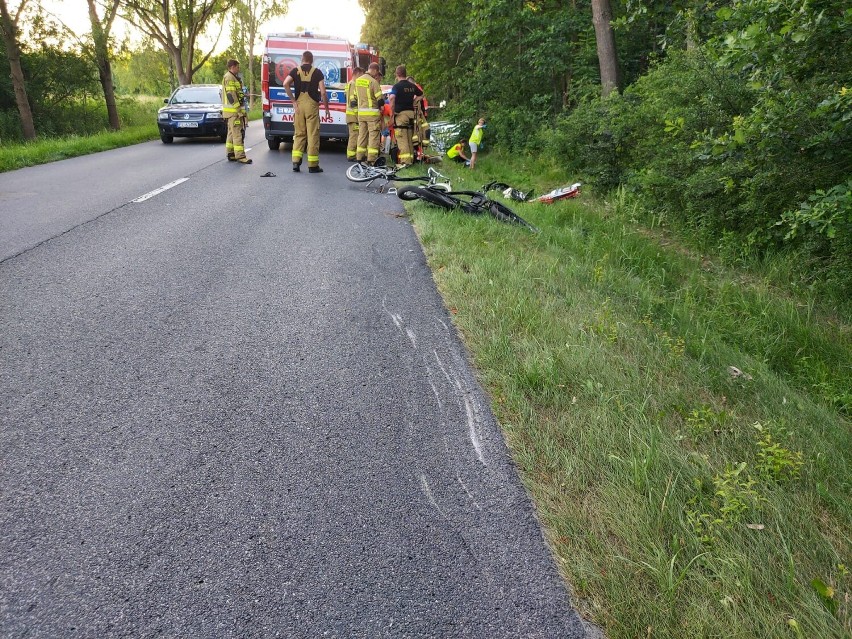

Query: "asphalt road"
left=0, top=130, right=589, bottom=637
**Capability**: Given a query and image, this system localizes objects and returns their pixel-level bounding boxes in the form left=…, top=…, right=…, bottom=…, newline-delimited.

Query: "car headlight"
left=206, top=111, right=223, bottom=120
left=158, top=112, right=169, bottom=121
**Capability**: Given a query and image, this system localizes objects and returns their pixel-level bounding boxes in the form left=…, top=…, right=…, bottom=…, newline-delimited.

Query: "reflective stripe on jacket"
left=355, top=75, right=383, bottom=116
left=345, top=79, right=358, bottom=117
left=223, top=70, right=243, bottom=116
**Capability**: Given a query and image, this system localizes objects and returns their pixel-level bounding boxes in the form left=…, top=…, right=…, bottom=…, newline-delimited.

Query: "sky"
left=39, top=0, right=366, bottom=50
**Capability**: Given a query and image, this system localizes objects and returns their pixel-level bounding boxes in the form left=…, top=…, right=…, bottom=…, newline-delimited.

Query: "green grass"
left=0, top=125, right=160, bottom=172
left=402, top=152, right=851, bottom=638
left=0, top=98, right=263, bottom=173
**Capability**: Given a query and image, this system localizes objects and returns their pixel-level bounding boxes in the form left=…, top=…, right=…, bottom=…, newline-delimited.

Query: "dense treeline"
left=361, top=0, right=852, bottom=300
left=0, top=31, right=249, bottom=141
left=0, top=9, right=103, bottom=139
left=0, top=0, right=272, bottom=143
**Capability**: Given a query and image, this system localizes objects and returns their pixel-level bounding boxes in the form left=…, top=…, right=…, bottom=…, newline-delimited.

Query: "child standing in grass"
left=468, top=118, right=485, bottom=169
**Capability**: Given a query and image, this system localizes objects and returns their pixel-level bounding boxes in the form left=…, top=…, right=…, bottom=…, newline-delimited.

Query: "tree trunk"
left=247, top=55, right=255, bottom=109
left=591, top=0, right=621, bottom=97
left=172, top=48, right=190, bottom=85
left=98, top=57, right=120, bottom=130
left=87, top=0, right=120, bottom=130
left=0, top=0, right=36, bottom=140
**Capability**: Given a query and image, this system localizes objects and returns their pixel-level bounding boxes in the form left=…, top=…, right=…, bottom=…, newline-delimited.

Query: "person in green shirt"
left=468, top=118, right=485, bottom=169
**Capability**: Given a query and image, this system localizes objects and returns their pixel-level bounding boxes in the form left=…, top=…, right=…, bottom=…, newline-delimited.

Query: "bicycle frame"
left=347, top=163, right=450, bottom=194
left=395, top=184, right=539, bottom=233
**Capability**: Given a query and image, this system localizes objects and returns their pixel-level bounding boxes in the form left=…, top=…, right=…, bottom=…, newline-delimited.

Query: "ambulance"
left=261, top=32, right=385, bottom=150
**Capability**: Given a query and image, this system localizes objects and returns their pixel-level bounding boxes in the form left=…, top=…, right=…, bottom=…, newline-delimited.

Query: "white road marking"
left=131, top=178, right=189, bottom=203
left=420, top=474, right=447, bottom=518
left=381, top=297, right=403, bottom=328
left=424, top=364, right=443, bottom=408
left=434, top=350, right=452, bottom=384
left=462, top=391, right=486, bottom=465
left=457, top=475, right=482, bottom=510
left=406, top=328, right=417, bottom=348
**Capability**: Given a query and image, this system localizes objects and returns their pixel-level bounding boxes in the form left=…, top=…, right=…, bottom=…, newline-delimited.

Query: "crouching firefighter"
left=283, top=51, right=331, bottom=173
left=223, top=59, right=251, bottom=164
left=356, top=62, right=385, bottom=164
left=345, top=67, right=364, bottom=162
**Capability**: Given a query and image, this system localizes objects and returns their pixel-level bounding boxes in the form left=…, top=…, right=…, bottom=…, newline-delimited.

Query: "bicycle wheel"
left=397, top=186, right=459, bottom=210
left=488, top=200, right=540, bottom=233
left=346, top=162, right=378, bottom=183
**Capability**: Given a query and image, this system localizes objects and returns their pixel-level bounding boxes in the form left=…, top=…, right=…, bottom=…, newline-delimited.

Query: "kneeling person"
left=446, top=140, right=469, bottom=164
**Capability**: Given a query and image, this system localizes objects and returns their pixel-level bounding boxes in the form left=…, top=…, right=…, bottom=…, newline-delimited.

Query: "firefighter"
left=406, top=76, right=428, bottom=115
left=282, top=51, right=331, bottom=173
left=355, top=62, right=384, bottom=164
left=406, top=75, right=431, bottom=161
left=222, top=59, right=251, bottom=164
left=388, top=65, right=422, bottom=166
left=344, top=67, right=364, bottom=162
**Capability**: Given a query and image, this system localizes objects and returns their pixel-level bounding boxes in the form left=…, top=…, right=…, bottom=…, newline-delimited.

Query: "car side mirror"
left=163, top=98, right=169, bottom=104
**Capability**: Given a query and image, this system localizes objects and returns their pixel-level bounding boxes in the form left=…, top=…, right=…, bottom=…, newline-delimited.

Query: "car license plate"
left=177, top=122, right=198, bottom=128
left=275, top=107, right=293, bottom=115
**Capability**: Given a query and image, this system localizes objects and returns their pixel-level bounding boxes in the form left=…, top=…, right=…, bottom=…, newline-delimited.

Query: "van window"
left=268, top=55, right=347, bottom=90
left=269, top=56, right=299, bottom=87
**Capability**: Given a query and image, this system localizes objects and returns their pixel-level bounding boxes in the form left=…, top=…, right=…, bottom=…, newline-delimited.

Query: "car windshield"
left=171, top=87, right=221, bottom=105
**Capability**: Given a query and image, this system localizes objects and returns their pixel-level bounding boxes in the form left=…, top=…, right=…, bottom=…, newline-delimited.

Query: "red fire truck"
left=261, top=32, right=385, bottom=150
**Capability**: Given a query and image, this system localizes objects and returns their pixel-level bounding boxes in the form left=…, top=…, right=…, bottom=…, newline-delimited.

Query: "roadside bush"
left=548, top=94, right=628, bottom=191
left=549, top=51, right=752, bottom=209
left=548, top=45, right=852, bottom=298
left=0, top=109, right=22, bottom=142
left=778, top=180, right=852, bottom=294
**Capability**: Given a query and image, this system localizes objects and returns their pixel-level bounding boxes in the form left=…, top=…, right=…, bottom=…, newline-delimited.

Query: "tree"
left=0, top=0, right=35, bottom=139
left=122, top=0, right=237, bottom=85
left=112, top=39, right=174, bottom=95
left=87, top=0, right=121, bottom=130
left=359, top=0, right=416, bottom=75
left=591, top=0, right=620, bottom=96
left=231, top=0, right=289, bottom=108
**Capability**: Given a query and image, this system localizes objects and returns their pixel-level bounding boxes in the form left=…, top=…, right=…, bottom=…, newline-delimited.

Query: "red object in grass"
left=534, top=182, right=582, bottom=204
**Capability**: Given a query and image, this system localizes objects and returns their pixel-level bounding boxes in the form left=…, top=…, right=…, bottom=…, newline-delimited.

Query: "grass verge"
left=0, top=101, right=263, bottom=173
left=402, top=152, right=851, bottom=638
left=0, top=125, right=160, bottom=173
